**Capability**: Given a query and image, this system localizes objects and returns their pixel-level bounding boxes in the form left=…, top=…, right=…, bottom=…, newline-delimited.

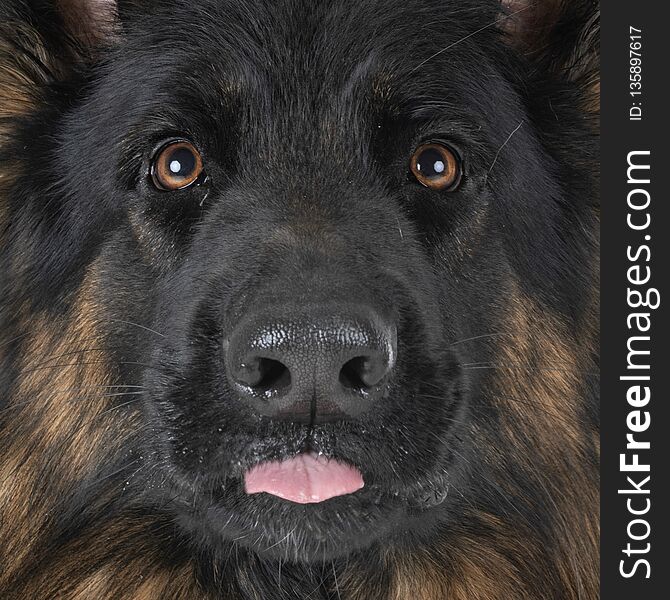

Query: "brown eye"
left=151, top=140, right=204, bottom=190
left=409, top=143, right=461, bottom=191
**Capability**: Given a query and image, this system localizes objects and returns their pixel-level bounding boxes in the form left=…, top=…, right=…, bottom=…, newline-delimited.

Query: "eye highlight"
left=409, top=143, right=461, bottom=191
left=151, top=140, right=204, bottom=191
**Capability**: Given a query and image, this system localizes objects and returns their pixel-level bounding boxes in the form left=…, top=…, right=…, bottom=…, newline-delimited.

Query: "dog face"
left=1, top=0, right=599, bottom=592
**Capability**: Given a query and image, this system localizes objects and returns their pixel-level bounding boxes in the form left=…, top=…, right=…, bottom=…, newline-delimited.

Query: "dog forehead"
left=89, top=0, right=503, bottom=165
left=133, top=0, right=494, bottom=95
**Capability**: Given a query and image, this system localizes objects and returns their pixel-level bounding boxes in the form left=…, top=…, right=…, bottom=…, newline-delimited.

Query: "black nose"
left=225, top=305, right=396, bottom=422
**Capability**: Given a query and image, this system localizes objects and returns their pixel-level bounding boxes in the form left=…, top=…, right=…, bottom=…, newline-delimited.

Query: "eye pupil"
left=417, top=149, right=445, bottom=178
left=167, top=148, right=196, bottom=177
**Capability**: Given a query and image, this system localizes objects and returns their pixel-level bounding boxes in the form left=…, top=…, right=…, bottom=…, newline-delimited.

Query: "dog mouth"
left=147, top=418, right=455, bottom=561
left=243, top=451, right=365, bottom=504
left=149, top=367, right=463, bottom=516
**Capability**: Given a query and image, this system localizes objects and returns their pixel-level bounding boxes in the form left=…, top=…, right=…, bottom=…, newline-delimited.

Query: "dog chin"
left=173, top=484, right=404, bottom=562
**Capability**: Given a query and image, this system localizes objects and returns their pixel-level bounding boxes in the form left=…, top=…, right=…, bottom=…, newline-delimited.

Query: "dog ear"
left=0, top=1, right=118, bottom=139
left=500, top=0, right=599, bottom=97
left=500, top=1, right=564, bottom=51
left=57, top=0, right=119, bottom=48
left=1, top=1, right=119, bottom=66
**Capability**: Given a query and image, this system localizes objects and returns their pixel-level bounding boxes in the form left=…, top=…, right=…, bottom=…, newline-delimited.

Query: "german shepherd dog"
left=0, top=1, right=599, bottom=598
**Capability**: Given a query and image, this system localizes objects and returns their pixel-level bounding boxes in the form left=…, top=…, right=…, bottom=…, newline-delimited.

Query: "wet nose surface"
left=225, top=305, right=397, bottom=422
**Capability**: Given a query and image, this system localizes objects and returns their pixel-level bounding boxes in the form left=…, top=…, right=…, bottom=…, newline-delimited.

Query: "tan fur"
left=0, top=23, right=41, bottom=227
left=0, top=259, right=141, bottom=589
left=493, top=283, right=584, bottom=449
left=6, top=517, right=207, bottom=600
left=382, top=518, right=541, bottom=600
left=483, top=281, right=598, bottom=599
left=0, top=23, right=55, bottom=143
left=376, top=277, right=599, bottom=600
left=0, top=21, right=51, bottom=236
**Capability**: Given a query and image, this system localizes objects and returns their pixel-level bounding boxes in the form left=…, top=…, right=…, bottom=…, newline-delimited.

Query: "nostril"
left=235, top=357, right=291, bottom=395
left=339, top=355, right=388, bottom=391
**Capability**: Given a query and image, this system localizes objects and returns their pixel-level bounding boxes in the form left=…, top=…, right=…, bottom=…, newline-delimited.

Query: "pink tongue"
left=244, top=453, right=364, bottom=504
